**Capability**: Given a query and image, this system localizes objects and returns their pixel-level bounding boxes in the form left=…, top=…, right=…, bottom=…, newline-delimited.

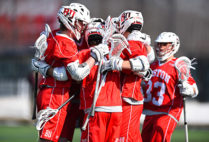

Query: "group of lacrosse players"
left=31, top=2, right=199, bottom=142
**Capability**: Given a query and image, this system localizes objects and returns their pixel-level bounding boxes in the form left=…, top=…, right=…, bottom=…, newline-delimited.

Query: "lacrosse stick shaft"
left=82, top=59, right=103, bottom=130
left=90, top=61, right=102, bottom=116
left=183, top=97, right=189, bottom=142
left=82, top=113, right=90, bottom=131
left=32, top=72, right=38, bottom=120
left=57, top=95, right=75, bottom=110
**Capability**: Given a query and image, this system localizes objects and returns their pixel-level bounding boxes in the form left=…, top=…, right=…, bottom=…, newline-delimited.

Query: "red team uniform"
left=142, top=58, right=197, bottom=142
left=79, top=49, right=122, bottom=142
left=60, top=38, right=87, bottom=141
left=116, top=10, right=149, bottom=142
left=120, top=39, right=147, bottom=142
left=37, top=32, right=79, bottom=141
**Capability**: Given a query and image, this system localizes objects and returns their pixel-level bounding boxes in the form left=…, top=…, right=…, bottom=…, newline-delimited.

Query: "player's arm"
left=31, top=59, right=69, bottom=81
left=32, top=56, right=95, bottom=81
left=145, top=44, right=155, bottom=63
left=102, top=55, right=150, bottom=73
left=32, top=43, right=108, bottom=81
left=66, top=43, right=108, bottom=81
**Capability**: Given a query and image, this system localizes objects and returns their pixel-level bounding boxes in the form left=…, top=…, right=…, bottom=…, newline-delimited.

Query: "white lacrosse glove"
left=101, top=57, right=123, bottom=73
left=31, top=59, right=50, bottom=77
left=134, top=68, right=152, bottom=81
left=129, top=55, right=150, bottom=72
left=90, top=43, right=109, bottom=62
left=178, top=81, right=196, bottom=98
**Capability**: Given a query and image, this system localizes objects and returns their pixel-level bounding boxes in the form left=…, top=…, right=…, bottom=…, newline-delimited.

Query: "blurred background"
left=0, top=0, right=209, bottom=141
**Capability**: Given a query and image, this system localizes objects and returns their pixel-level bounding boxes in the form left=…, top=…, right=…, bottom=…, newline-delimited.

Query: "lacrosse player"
left=31, top=3, right=109, bottom=142
left=102, top=10, right=153, bottom=142
left=141, top=32, right=198, bottom=142
left=78, top=18, right=123, bottom=142
left=60, top=18, right=107, bottom=142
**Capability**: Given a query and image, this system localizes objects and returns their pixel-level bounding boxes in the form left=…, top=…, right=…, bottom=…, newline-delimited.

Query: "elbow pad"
left=53, top=66, right=68, bottom=81
left=129, top=55, right=150, bottom=72
left=147, top=47, right=155, bottom=63
left=67, top=60, right=90, bottom=81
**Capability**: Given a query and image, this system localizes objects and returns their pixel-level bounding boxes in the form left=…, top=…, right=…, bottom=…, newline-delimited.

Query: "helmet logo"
left=63, top=8, right=76, bottom=18
left=121, top=12, right=131, bottom=24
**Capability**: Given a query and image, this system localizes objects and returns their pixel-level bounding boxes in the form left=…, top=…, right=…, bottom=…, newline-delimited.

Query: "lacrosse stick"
left=174, top=56, right=196, bottom=142
left=32, top=24, right=51, bottom=120
left=35, top=95, right=75, bottom=130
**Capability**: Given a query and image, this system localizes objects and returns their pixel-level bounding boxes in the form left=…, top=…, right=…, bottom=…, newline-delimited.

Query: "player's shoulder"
left=55, top=32, right=76, bottom=44
left=51, top=32, right=78, bottom=57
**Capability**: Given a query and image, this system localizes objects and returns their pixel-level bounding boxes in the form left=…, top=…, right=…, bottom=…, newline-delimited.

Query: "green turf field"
left=0, top=125, right=208, bottom=142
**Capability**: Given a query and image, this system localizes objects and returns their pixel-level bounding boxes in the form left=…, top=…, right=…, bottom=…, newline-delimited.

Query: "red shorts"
left=37, top=87, right=70, bottom=142
left=60, top=101, right=84, bottom=141
left=120, top=101, right=143, bottom=142
left=81, top=111, right=122, bottom=142
left=141, top=114, right=177, bottom=142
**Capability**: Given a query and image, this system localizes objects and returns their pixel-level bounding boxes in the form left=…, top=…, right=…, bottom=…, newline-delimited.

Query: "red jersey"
left=39, top=31, right=78, bottom=88
left=121, top=40, right=147, bottom=101
left=143, top=58, right=196, bottom=121
left=78, top=50, right=122, bottom=112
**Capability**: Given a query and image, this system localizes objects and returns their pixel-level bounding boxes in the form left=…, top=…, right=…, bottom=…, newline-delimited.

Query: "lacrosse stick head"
left=35, top=107, right=58, bottom=130
left=174, top=56, right=196, bottom=82
left=34, top=24, right=51, bottom=60
left=109, top=34, right=131, bottom=58
left=102, top=16, right=117, bottom=44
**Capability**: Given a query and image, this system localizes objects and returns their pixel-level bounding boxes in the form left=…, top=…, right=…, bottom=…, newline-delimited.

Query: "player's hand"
left=31, top=58, right=50, bottom=77
left=134, top=68, right=152, bottom=81
left=90, top=43, right=109, bottom=62
left=178, top=81, right=195, bottom=97
left=101, top=57, right=123, bottom=73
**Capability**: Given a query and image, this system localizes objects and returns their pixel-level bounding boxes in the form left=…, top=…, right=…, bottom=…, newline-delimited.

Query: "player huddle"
left=31, top=3, right=198, bottom=142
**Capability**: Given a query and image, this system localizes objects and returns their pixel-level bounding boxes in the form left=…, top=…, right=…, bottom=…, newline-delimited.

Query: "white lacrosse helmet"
left=118, top=10, right=144, bottom=34
left=85, top=18, right=105, bottom=47
left=57, top=3, right=90, bottom=40
left=155, top=32, right=180, bottom=61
